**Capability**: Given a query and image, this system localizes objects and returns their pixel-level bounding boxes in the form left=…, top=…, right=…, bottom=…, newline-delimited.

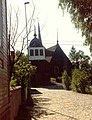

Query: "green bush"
left=71, top=68, right=88, bottom=93
left=85, top=85, right=92, bottom=94
left=62, top=70, right=70, bottom=90
left=10, top=77, right=17, bottom=88
left=50, top=77, right=56, bottom=83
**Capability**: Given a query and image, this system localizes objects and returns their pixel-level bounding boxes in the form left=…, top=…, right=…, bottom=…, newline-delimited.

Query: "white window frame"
left=40, top=49, right=43, bottom=56
left=30, top=49, right=34, bottom=56
left=28, top=47, right=45, bottom=60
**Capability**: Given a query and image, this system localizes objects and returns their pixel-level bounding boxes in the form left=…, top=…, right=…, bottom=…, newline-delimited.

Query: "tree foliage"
left=59, top=0, right=92, bottom=52
left=71, top=68, right=89, bottom=93
left=69, top=46, right=90, bottom=70
left=11, top=51, right=36, bottom=87
left=69, top=46, right=78, bottom=63
left=15, top=50, right=28, bottom=62
left=13, top=60, right=36, bottom=87
left=62, top=70, right=70, bottom=90
left=69, top=47, right=92, bottom=94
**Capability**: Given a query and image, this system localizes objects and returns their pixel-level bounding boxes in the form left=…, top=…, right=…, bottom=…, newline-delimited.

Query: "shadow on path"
left=15, top=105, right=33, bottom=120
left=31, top=95, right=78, bottom=120
left=15, top=89, right=42, bottom=120
left=15, top=87, right=78, bottom=120
left=42, top=84, right=64, bottom=90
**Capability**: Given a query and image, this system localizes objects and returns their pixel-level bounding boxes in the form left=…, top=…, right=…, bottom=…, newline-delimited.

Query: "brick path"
left=31, top=86, right=92, bottom=120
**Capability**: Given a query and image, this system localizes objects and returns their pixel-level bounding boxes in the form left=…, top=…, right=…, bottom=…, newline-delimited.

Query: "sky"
left=7, top=0, right=91, bottom=57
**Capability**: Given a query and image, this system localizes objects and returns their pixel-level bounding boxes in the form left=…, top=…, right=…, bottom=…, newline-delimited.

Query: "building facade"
left=28, top=23, right=72, bottom=86
left=0, top=0, right=10, bottom=119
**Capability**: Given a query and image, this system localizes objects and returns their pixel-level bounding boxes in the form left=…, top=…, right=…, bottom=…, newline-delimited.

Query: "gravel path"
left=31, top=86, right=92, bottom=120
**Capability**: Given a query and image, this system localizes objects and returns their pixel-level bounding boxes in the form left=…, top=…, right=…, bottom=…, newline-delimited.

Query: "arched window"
left=54, top=66, right=59, bottom=75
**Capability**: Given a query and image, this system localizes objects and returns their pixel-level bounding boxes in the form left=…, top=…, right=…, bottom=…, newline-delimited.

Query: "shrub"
left=50, top=77, right=56, bottom=83
left=10, top=78, right=17, bottom=88
left=62, top=70, right=70, bottom=90
left=71, top=68, right=88, bottom=93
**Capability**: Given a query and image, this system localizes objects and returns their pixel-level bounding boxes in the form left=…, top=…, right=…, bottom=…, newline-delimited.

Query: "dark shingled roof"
left=29, top=37, right=43, bottom=47
left=45, top=44, right=69, bottom=63
left=29, top=23, right=43, bottom=47
left=45, top=45, right=57, bottom=62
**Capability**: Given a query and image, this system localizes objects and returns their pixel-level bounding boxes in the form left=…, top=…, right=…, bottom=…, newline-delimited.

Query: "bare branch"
left=13, top=8, right=19, bottom=46
left=8, top=1, right=37, bottom=60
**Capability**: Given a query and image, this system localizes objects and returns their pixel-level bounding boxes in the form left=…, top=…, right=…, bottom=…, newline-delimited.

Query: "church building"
left=28, top=23, right=72, bottom=86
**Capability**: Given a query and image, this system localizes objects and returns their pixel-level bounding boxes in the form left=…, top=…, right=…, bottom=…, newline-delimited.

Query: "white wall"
left=28, top=47, right=45, bottom=61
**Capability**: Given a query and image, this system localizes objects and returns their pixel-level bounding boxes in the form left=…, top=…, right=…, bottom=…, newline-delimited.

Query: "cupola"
left=28, top=23, right=45, bottom=61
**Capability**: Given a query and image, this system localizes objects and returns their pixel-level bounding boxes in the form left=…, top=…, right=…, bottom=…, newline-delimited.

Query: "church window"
left=30, top=50, right=34, bottom=56
left=35, top=49, right=38, bottom=56
left=54, top=66, right=59, bottom=75
left=40, top=49, right=43, bottom=56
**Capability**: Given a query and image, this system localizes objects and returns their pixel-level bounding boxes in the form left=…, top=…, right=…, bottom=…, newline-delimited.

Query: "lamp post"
left=24, top=2, right=32, bottom=105
left=24, top=2, right=29, bottom=49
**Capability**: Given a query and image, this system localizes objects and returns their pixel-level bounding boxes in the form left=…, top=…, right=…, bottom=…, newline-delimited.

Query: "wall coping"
left=10, top=86, right=21, bottom=92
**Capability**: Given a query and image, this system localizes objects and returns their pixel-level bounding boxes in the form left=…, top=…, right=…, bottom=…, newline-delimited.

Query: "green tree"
left=78, top=51, right=90, bottom=71
left=15, top=50, right=28, bottom=62
left=13, top=60, right=36, bottom=86
left=11, top=58, right=36, bottom=104
left=59, top=0, right=92, bottom=53
left=62, top=70, right=70, bottom=90
left=69, top=46, right=78, bottom=63
left=71, top=68, right=89, bottom=93
left=12, top=51, right=36, bottom=104
left=11, top=51, right=36, bottom=86
left=69, top=46, right=90, bottom=70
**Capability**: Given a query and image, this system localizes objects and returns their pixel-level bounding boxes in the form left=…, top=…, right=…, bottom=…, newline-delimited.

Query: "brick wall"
left=10, top=87, right=21, bottom=120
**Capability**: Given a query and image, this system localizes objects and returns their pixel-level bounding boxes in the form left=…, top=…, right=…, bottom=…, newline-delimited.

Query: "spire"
left=34, top=25, right=37, bottom=38
left=38, top=22, right=42, bottom=46
left=57, top=29, right=59, bottom=45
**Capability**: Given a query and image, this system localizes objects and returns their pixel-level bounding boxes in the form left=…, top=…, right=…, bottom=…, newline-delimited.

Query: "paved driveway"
left=31, top=86, right=92, bottom=120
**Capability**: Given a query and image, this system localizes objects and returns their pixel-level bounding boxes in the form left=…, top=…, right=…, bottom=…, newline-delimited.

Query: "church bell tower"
left=28, top=23, right=45, bottom=61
